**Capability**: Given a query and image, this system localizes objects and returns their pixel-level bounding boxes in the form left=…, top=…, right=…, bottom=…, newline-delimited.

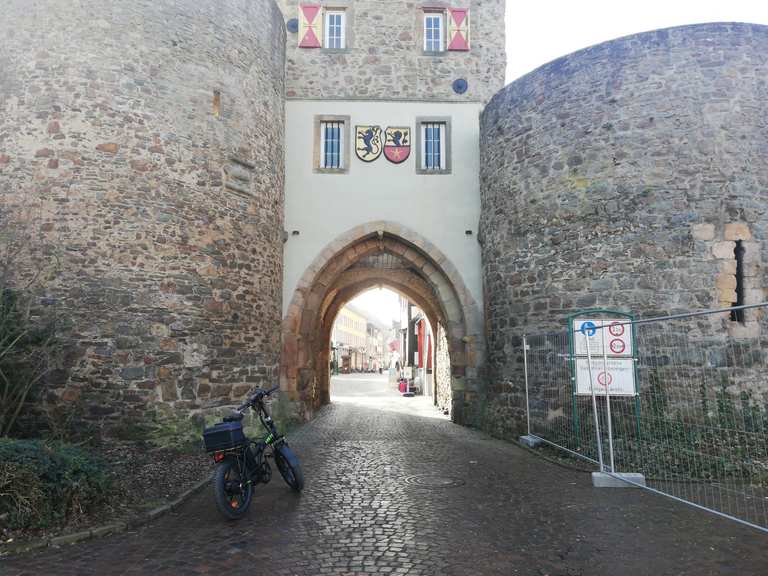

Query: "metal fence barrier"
left=523, top=304, right=768, bottom=534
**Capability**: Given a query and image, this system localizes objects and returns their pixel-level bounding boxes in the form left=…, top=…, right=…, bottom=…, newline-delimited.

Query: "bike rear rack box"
left=203, top=421, right=246, bottom=451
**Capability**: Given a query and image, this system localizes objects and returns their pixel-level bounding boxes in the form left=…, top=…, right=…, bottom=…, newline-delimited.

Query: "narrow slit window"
left=212, top=90, right=221, bottom=118
left=731, top=240, right=746, bottom=323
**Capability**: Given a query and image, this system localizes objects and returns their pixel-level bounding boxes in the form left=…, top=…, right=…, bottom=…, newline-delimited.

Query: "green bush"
left=109, top=419, right=154, bottom=443
left=146, top=408, right=204, bottom=452
left=0, top=438, right=112, bottom=529
left=0, top=287, right=61, bottom=437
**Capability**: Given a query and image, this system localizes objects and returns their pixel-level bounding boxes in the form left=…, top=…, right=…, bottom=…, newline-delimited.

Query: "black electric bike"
left=202, top=385, right=304, bottom=520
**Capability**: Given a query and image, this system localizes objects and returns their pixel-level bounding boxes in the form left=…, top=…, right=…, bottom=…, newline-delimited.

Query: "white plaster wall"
left=283, top=100, right=483, bottom=317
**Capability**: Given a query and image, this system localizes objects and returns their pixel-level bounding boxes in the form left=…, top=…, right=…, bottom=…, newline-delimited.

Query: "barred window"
left=422, top=122, right=446, bottom=171
left=320, top=121, right=343, bottom=169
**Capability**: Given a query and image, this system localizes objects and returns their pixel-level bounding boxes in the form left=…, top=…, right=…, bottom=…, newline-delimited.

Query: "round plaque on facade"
left=452, top=78, right=468, bottom=94
left=286, top=18, right=299, bottom=33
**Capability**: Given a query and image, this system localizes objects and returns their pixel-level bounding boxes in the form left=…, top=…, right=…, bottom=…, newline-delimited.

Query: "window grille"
left=320, top=121, right=343, bottom=169
left=422, top=122, right=446, bottom=170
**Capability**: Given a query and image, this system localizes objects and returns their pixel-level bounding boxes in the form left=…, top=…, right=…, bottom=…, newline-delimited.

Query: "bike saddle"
left=223, top=412, right=244, bottom=422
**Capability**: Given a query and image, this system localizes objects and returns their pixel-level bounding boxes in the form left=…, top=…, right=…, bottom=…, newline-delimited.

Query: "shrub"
left=0, top=287, right=61, bottom=437
left=146, top=408, right=204, bottom=452
left=0, top=438, right=112, bottom=529
left=42, top=399, right=103, bottom=446
left=109, top=419, right=154, bottom=443
left=0, top=461, right=45, bottom=528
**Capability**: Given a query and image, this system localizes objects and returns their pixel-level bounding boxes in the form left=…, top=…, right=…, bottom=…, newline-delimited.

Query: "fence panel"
left=525, top=331, right=603, bottom=465
left=523, top=304, right=768, bottom=533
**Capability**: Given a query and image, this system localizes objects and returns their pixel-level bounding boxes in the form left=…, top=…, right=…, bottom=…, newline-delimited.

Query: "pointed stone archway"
left=281, top=221, right=484, bottom=424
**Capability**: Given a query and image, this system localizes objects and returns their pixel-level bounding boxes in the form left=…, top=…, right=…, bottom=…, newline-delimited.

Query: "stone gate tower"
left=480, top=23, right=768, bottom=436
left=278, top=0, right=506, bottom=420
left=0, top=0, right=286, bottom=422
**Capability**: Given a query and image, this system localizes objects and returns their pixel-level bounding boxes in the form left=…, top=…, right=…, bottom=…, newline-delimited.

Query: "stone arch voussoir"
left=281, top=221, right=485, bottom=422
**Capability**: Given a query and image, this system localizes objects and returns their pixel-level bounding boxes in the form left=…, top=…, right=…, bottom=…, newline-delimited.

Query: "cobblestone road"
left=3, top=374, right=767, bottom=575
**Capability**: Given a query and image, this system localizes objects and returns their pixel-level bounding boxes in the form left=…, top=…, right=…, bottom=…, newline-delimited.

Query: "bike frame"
left=212, top=392, right=284, bottom=486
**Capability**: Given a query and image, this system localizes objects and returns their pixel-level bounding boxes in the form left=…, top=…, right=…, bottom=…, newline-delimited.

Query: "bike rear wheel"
left=274, top=444, right=304, bottom=492
left=213, top=459, right=253, bottom=520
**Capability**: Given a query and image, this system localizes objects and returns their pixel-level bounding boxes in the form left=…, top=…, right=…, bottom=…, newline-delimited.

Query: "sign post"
left=568, top=310, right=645, bottom=487
left=583, top=327, right=604, bottom=472
left=601, top=327, right=615, bottom=473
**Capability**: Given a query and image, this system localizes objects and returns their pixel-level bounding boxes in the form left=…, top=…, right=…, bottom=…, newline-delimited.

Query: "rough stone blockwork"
left=0, top=0, right=286, bottom=422
left=278, top=0, right=506, bottom=103
left=479, top=23, right=768, bottom=436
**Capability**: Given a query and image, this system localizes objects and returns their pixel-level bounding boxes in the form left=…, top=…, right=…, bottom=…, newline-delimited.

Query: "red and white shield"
left=383, top=127, right=411, bottom=164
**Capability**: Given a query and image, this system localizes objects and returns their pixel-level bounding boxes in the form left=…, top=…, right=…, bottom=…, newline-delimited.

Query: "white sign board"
left=573, top=316, right=636, bottom=397
left=575, top=357, right=636, bottom=396
left=574, top=319, right=633, bottom=358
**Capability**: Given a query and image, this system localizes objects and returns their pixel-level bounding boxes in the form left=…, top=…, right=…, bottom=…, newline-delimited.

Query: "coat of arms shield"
left=355, top=125, right=383, bottom=162
left=383, top=127, right=411, bottom=164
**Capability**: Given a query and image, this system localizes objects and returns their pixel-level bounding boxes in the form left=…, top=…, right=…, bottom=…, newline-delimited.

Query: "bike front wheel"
left=213, top=459, right=253, bottom=520
left=274, top=444, right=304, bottom=492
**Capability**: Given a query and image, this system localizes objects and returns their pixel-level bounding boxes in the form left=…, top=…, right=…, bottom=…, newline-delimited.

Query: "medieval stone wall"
left=479, top=23, right=768, bottom=436
left=277, top=0, right=506, bottom=103
left=0, top=0, right=286, bottom=422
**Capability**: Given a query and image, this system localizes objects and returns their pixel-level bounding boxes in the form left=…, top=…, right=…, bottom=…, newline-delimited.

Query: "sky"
left=505, top=0, right=768, bottom=83
left=344, top=1, right=768, bottom=326
left=349, top=288, right=401, bottom=327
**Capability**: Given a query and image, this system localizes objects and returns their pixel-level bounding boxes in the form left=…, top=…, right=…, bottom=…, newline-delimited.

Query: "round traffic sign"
left=608, top=321, right=625, bottom=337
left=609, top=339, right=626, bottom=354
left=580, top=321, right=597, bottom=337
left=597, top=372, right=613, bottom=387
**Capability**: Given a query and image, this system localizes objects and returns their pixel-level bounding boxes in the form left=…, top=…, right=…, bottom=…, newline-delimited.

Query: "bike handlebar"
left=237, top=384, right=280, bottom=412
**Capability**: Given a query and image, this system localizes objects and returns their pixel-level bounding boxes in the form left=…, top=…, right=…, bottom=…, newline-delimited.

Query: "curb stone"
left=1, top=475, right=211, bottom=557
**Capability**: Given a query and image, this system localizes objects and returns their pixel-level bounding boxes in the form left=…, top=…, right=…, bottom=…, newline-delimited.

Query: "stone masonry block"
left=719, top=289, right=737, bottom=303
left=742, top=241, right=762, bottom=263
left=746, top=288, right=765, bottom=304
left=719, top=259, right=737, bottom=275
left=691, top=223, right=716, bottom=241
left=716, top=273, right=736, bottom=290
left=724, top=222, right=752, bottom=241
left=712, top=241, right=736, bottom=259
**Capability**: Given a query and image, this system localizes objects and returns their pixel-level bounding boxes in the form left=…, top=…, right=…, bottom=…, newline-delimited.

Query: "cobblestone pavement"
left=3, top=374, right=767, bottom=575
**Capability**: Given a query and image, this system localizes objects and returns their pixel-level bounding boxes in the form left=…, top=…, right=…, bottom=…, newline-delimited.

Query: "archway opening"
left=281, top=223, right=485, bottom=425
left=327, top=286, right=449, bottom=416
